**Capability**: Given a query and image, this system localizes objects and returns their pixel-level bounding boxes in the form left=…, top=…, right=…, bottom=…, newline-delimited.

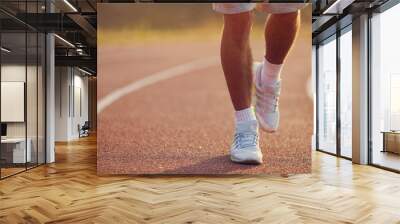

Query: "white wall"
left=76, top=72, right=89, bottom=138
left=54, top=67, right=89, bottom=141
left=1, top=65, right=26, bottom=134
left=1, top=65, right=37, bottom=138
left=55, top=66, right=70, bottom=141
left=1, top=82, right=25, bottom=122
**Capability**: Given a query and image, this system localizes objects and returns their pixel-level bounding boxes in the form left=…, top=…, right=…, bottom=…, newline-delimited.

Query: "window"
left=339, top=28, right=352, bottom=158
left=370, top=3, right=400, bottom=171
left=317, top=36, right=337, bottom=154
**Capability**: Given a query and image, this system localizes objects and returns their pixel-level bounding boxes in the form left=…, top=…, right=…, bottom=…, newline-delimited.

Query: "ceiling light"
left=322, top=0, right=341, bottom=14
left=322, top=0, right=355, bottom=15
left=78, top=67, right=93, bottom=76
left=76, top=48, right=85, bottom=55
left=54, top=34, right=75, bottom=48
left=63, top=0, right=78, bottom=12
left=1, top=47, right=11, bottom=53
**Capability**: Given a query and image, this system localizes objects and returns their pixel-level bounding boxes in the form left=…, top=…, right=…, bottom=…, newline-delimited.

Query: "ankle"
left=235, top=107, right=256, bottom=124
left=261, top=58, right=283, bottom=85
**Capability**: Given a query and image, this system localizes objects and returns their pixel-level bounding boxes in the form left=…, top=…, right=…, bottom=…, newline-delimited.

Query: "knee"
left=223, top=12, right=252, bottom=44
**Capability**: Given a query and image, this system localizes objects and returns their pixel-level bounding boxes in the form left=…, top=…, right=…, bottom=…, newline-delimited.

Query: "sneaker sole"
left=255, top=112, right=278, bottom=133
left=230, top=154, right=263, bottom=165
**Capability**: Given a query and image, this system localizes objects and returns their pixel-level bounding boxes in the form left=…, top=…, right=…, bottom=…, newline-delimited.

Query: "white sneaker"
left=253, top=62, right=281, bottom=133
left=230, top=120, right=263, bottom=165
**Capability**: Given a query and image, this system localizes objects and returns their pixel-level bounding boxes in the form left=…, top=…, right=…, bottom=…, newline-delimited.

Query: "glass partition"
left=0, top=2, right=46, bottom=179
left=1, top=31, right=28, bottom=177
left=27, top=30, right=38, bottom=169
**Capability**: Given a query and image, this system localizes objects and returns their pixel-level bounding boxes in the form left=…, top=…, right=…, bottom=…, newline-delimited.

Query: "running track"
left=97, top=29, right=313, bottom=175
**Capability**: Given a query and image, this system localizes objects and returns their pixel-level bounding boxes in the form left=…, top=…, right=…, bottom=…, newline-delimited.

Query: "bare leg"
left=253, top=11, right=300, bottom=133
left=220, top=12, right=253, bottom=111
left=265, top=11, right=300, bottom=64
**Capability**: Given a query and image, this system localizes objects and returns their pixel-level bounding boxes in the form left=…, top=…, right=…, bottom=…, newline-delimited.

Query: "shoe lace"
left=272, top=96, right=279, bottom=112
left=257, top=82, right=281, bottom=113
left=233, top=132, right=258, bottom=149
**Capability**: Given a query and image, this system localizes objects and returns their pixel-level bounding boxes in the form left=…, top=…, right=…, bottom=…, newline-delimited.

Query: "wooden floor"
left=0, top=135, right=400, bottom=224
left=1, top=167, right=26, bottom=178
left=372, top=151, right=400, bottom=171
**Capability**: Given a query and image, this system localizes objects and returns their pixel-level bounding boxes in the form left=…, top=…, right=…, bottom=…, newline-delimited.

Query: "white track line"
left=98, top=57, right=219, bottom=113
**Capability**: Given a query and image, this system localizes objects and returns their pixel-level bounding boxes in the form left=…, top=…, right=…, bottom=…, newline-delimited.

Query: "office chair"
left=79, top=121, right=90, bottom=138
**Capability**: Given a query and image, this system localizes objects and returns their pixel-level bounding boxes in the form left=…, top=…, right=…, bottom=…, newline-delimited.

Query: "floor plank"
left=1, top=134, right=399, bottom=224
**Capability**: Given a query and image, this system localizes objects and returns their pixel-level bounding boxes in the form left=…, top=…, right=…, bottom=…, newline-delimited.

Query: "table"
left=382, top=131, right=400, bottom=154
left=1, top=138, right=31, bottom=163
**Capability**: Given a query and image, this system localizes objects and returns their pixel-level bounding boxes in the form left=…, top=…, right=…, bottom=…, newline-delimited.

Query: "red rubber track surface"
left=98, top=33, right=312, bottom=175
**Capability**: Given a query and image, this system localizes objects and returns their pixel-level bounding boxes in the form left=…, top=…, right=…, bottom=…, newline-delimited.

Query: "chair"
left=79, top=121, right=90, bottom=138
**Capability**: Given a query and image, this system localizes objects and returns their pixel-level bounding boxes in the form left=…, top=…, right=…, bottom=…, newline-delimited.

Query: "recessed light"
left=54, top=34, right=75, bottom=48
left=78, top=67, right=93, bottom=76
left=1, top=47, right=11, bottom=53
left=63, top=0, right=78, bottom=12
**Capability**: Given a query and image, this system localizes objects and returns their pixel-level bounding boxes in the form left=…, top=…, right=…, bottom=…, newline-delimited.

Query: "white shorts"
left=213, top=3, right=307, bottom=15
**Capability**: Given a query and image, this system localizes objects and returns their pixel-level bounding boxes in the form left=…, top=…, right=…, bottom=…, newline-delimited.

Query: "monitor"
left=1, top=123, right=7, bottom=137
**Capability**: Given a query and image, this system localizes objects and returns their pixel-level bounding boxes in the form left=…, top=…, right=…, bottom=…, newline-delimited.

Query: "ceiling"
left=0, top=0, right=97, bottom=74
left=312, top=0, right=393, bottom=43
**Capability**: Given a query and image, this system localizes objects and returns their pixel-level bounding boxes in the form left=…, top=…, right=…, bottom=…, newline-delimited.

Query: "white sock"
left=261, top=58, right=283, bottom=86
left=235, top=107, right=256, bottom=124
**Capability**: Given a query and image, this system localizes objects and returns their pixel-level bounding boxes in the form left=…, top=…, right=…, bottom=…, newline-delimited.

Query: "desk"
left=1, top=138, right=31, bottom=163
left=382, top=131, right=400, bottom=154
